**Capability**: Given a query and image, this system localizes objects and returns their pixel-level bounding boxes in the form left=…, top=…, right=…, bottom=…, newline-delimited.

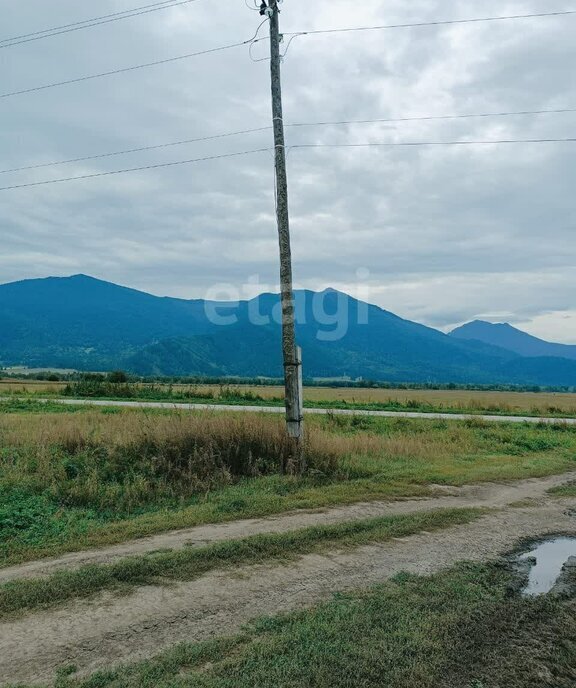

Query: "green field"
left=1, top=401, right=575, bottom=566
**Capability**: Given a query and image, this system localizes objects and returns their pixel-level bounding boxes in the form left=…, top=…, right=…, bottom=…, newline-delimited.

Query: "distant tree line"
left=2, top=367, right=576, bottom=394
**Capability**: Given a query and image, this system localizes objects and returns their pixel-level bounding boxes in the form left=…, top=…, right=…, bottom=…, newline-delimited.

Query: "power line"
left=1, top=0, right=184, bottom=41
left=3, top=10, right=574, bottom=99
left=6, top=5, right=572, bottom=47
left=0, top=38, right=258, bottom=100
left=1, top=138, right=575, bottom=191
left=282, top=9, right=576, bottom=40
left=3, top=106, right=575, bottom=175
left=289, top=107, right=576, bottom=128
left=0, top=126, right=271, bottom=174
left=291, top=138, right=576, bottom=150
left=0, top=148, right=272, bottom=191
left=0, top=1, right=199, bottom=47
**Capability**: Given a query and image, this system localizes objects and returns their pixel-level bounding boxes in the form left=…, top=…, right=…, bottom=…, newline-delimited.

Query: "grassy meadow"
left=1, top=402, right=576, bottom=566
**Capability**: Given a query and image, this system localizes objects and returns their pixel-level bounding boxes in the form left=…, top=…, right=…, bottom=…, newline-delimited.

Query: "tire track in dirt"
left=2, top=471, right=574, bottom=583
left=1, top=495, right=575, bottom=685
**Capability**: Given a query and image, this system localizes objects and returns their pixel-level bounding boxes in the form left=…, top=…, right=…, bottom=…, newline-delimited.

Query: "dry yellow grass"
left=0, top=409, right=473, bottom=464
left=0, top=379, right=65, bottom=394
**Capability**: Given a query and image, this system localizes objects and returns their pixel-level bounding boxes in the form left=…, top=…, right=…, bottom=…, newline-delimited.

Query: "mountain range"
left=1, top=274, right=576, bottom=386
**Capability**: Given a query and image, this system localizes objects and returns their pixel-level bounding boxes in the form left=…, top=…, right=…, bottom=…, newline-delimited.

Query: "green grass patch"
left=0, top=399, right=99, bottom=414
left=0, top=508, right=483, bottom=619
left=548, top=481, right=576, bottom=497
left=51, top=561, right=576, bottom=688
left=0, top=474, right=438, bottom=567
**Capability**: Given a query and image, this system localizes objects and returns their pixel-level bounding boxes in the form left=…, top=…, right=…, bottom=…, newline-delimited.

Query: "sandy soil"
left=2, top=471, right=574, bottom=584
left=0, top=472, right=575, bottom=685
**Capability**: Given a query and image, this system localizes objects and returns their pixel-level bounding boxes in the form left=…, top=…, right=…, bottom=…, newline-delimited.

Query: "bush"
left=108, top=371, right=129, bottom=384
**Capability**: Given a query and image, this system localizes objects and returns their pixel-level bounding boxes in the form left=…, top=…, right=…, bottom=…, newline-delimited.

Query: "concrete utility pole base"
left=285, top=347, right=303, bottom=437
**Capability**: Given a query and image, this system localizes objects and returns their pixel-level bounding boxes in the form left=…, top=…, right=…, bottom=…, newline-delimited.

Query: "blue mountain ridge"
left=1, top=274, right=575, bottom=386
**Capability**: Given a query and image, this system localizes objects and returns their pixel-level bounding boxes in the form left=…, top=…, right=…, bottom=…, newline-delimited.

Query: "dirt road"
left=1, top=473, right=575, bottom=685
left=1, top=471, right=574, bottom=584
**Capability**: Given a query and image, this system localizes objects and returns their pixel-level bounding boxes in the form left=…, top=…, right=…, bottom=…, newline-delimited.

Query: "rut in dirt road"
left=2, top=471, right=574, bottom=583
left=1, top=494, right=575, bottom=685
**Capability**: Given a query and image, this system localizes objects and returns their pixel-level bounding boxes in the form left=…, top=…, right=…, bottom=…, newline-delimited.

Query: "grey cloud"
left=1, top=0, right=575, bottom=340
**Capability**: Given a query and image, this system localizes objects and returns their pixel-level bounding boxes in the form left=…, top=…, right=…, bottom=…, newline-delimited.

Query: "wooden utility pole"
left=266, top=0, right=304, bottom=472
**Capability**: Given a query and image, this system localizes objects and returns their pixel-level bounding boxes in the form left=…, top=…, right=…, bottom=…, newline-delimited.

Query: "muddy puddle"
left=519, top=536, right=576, bottom=595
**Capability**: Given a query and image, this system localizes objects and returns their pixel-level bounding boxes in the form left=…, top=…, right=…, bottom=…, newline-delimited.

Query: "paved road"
left=15, top=397, right=576, bottom=425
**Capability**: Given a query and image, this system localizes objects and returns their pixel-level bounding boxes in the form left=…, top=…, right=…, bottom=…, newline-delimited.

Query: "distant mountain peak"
left=473, top=320, right=515, bottom=329
left=450, top=320, right=576, bottom=361
left=69, top=273, right=99, bottom=281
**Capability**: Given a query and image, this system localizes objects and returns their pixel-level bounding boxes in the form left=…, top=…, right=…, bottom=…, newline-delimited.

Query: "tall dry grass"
left=0, top=412, right=342, bottom=511
left=0, top=410, right=474, bottom=466
left=0, top=411, right=481, bottom=511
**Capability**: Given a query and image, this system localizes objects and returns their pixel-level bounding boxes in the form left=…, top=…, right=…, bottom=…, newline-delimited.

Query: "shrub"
left=108, top=371, right=129, bottom=384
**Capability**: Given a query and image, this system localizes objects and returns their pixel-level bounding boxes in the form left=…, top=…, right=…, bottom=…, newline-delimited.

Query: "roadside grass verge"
left=0, top=399, right=98, bottom=414
left=1, top=408, right=575, bottom=566
left=51, top=561, right=576, bottom=688
left=0, top=508, right=483, bottom=619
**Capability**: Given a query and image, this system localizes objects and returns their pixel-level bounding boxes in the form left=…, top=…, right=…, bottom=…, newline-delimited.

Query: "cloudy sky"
left=2, top=0, right=575, bottom=340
